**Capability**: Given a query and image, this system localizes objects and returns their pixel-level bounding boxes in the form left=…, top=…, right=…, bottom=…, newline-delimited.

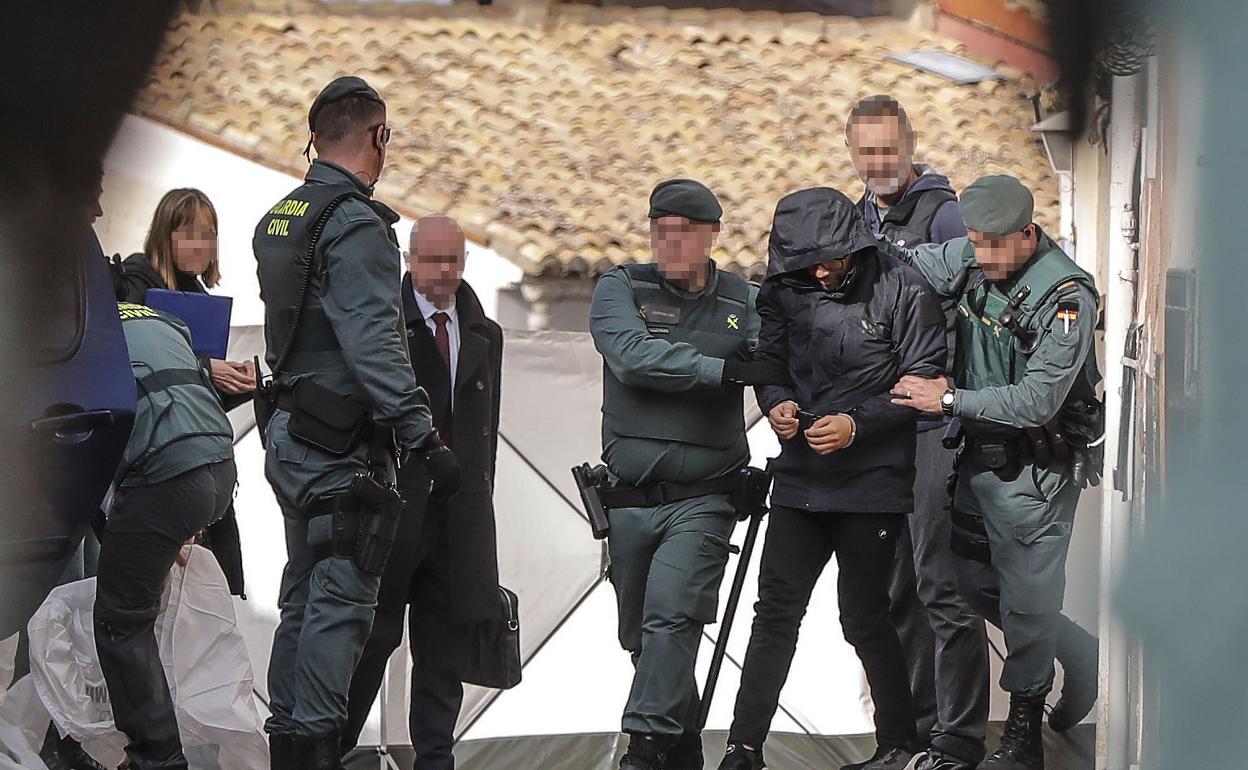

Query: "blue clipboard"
left=144, top=289, right=233, bottom=360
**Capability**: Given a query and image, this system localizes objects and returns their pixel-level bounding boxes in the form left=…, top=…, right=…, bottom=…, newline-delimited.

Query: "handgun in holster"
left=334, top=472, right=406, bottom=576
left=572, top=463, right=611, bottom=540
left=253, top=356, right=275, bottom=448
left=730, top=466, right=773, bottom=522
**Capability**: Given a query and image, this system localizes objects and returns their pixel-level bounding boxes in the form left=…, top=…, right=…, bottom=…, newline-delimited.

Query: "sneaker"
left=842, top=747, right=914, bottom=770
left=718, top=741, right=767, bottom=770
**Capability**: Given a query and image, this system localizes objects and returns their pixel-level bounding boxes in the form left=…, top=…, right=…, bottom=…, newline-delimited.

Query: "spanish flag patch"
left=1055, top=299, right=1080, bottom=335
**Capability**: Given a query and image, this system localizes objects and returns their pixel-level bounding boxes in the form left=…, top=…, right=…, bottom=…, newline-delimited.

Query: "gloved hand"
left=722, top=357, right=791, bottom=386
left=418, top=433, right=462, bottom=501
left=1062, top=399, right=1100, bottom=434
left=1070, top=446, right=1102, bottom=488
left=1062, top=399, right=1105, bottom=488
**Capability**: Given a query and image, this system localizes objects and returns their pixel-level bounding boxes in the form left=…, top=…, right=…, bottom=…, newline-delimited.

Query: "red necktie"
left=432, top=311, right=453, bottom=444
left=432, top=311, right=452, bottom=372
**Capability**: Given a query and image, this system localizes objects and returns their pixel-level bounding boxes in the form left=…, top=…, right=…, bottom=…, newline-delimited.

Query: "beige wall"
left=1071, top=134, right=1111, bottom=289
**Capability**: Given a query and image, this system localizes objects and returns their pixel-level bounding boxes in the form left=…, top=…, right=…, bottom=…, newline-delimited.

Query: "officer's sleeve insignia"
left=918, top=293, right=945, bottom=328
left=1055, top=298, right=1081, bottom=335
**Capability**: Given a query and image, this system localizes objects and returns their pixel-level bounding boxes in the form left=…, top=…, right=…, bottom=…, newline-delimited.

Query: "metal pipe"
left=1096, top=71, right=1141, bottom=770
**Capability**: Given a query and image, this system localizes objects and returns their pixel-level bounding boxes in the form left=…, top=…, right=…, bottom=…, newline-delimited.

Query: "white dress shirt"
left=412, top=288, right=461, bottom=401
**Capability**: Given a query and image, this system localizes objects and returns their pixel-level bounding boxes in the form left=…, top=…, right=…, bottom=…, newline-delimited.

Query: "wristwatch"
left=940, top=388, right=957, bottom=416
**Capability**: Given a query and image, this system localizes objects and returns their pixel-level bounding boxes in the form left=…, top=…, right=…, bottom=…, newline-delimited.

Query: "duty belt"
left=599, top=474, right=737, bottom=509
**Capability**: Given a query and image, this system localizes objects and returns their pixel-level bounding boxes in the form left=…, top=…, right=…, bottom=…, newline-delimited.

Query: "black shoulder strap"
left=270, top=191, right=362, bottom=379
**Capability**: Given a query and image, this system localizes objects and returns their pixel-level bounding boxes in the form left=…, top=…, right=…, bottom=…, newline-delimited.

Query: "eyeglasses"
left=369, top=123, right=392, bottom=145
left=808, top=255, right=850, bottom=275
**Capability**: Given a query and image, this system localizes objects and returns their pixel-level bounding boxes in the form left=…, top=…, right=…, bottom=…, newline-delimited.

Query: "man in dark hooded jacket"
left=847, top=95, right=990, bottom=770
left=718, top=188, right=946, bottom=770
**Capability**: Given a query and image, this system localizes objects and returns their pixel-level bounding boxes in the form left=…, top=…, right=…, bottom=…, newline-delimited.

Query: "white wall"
left=98, top=115, right=523, bottom=329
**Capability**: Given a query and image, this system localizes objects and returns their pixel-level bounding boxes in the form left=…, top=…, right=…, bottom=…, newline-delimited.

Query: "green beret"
left=648, top=179, right=722, bottom=224
left=960, top=175, right=1034, bottom=234
left=309, top=76, right=385, bottom=131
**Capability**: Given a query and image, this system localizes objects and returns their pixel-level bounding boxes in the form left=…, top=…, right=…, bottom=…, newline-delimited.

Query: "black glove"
left=722, top=357, right=791, bottom=386
left=418, top=433, right=462, bottom=501
left=1061, top=399, right=1104, bottom=488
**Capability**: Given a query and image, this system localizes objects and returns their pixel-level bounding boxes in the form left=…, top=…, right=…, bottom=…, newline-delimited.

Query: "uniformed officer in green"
left=888, top=176, right=1101, bottom=770
left=253, top=76, right=460, bottom=770
left=96, top=303, right=237, bottom=770
left=590, top=179, right=787, bottom=770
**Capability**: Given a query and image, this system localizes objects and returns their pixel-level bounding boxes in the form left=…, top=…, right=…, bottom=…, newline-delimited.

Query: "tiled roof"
left=134, top=4, right=1058, bottom=280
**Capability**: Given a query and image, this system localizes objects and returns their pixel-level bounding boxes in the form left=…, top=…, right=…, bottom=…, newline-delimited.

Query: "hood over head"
left=766, top=187, right=877, bottom=279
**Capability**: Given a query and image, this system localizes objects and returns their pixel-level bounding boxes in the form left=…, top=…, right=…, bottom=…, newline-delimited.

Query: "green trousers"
left=953, top=459, right=1082, bottom=697
left=608, top=493, right=736, bottom=737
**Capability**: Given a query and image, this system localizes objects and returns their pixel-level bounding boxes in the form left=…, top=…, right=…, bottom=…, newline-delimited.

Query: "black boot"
left=268, top=732, right=298, bottom=770
left=295, top=732, right=342, bottom=770
left=667, top=732, right=704, bottom=770
left=718, top=742, right=766, bottom=770
left=1050, top=621, right=1099, bottom=732
left=620, top=733, right=674, bottom=770
left=978, top=695, right=1045, bottom=770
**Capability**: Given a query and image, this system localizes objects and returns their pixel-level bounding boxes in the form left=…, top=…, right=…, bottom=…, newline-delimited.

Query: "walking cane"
left=697, top=504, right=767, bottom=730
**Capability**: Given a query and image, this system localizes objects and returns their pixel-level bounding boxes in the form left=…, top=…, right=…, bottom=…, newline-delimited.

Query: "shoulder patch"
left=1055, top=297, right=1082, bottom=336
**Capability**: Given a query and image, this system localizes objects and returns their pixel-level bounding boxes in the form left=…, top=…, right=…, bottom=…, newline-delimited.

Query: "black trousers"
left=888, top=429, right=990, bottom=763
left=94, top=459, right=236, bottom=770
left=729, top=506, right=916, bottom=752
left=342, top=497, right=464, bottom=770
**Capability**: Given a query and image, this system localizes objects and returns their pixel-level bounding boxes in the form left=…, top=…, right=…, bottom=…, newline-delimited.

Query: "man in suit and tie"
left=341, top=214, right=504, bottom=770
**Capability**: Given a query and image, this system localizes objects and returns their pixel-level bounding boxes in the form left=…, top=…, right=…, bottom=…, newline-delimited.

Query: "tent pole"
left=697, top=507, right=765, bottom=730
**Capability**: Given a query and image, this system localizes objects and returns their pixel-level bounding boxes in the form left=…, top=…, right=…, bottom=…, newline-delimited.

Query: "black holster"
left=571, top=463, right=611, bottom=540
left=281, top=379, right=369, bottom=457
left=316, top=473, right=405, bottom=575
left=253, top=357, right=275, bottom=449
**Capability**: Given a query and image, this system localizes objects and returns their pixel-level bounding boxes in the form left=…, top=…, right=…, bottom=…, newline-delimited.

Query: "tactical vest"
left=118, top=303, right=233, bottom=481
left=954, top=236, right=1101, bottom=437
left=874, top=187, right=958, bottom=249
left=253, top=181, right=372, bottom=381
left=874, top=187, right=960, bottom=378
left=602, top=264, right=755, bottom=449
